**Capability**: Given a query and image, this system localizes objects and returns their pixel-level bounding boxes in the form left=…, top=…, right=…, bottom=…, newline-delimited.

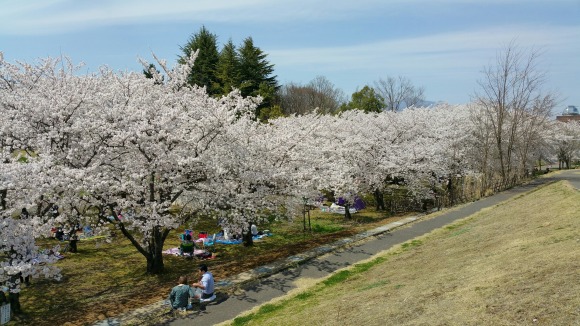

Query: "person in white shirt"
left=251, top=224, right=258, bottom=236
left=192, top=264, right=215, bottom=300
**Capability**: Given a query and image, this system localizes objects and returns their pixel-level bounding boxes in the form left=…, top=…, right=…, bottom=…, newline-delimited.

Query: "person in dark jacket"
left=169, top=275, right=194, bottom=310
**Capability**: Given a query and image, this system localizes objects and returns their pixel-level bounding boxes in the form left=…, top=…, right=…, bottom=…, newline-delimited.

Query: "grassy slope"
left=227, top=181, right=580, bottom=326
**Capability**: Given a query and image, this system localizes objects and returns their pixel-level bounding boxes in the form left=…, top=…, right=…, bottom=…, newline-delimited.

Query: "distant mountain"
left=404, top=100, right=445, bottom=109
left=415, top=100, right=438, bottom=107
left=389, top=100, right=447, bottom=111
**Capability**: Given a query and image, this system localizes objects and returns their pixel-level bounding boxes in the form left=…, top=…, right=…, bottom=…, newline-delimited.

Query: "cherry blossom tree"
left=400, top=105, right=476, bottom=207
left=0, top=51, right=258, bottom=274
left=201, top=110, right=329, bottom=245
left=0, top=151, right=62, bottom=312
left=77, top=54, right=258, bottom=273
left=324, top=105, right=475, bottom=213
left=0, top=214, right=62, bottom=313
left=547, top=120, right=580, bottom=169
left=0, top=54, right=70, bottom=309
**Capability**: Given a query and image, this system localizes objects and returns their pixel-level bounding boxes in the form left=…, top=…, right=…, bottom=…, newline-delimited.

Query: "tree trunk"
left=0, top=189, right=6, bottom=210
left=344, top=203, right=352, bottom=220
left=68, top=239, right=78, bottom=253
left=243, top=227, right=254, bottom=247
left=7, top=274, right=21, bottom=314
left=118, top=222, right=169, bottom=274
left=447, top=176, right=455, bottom=206
left=146, top=228, right=167, bottom=274
left=145, top=229, right=165, bottom=274
left=146, top=250, right=164, bottom=274
left=373, top=188, right=385, bottom=211
left=9, top=291, right=20, bottom=314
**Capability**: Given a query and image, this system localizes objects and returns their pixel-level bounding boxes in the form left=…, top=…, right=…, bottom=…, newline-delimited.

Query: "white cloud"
left=2, top=0, right=578, bottom=36
left=7, top=0, right=557, bottom=35
left=270, top=24, right=580, bottom=103
left=0, top=0, right=383, bottom=35
left=1, top=0, right=68, bottom=15
left=269, top=24, right=580, bottom=72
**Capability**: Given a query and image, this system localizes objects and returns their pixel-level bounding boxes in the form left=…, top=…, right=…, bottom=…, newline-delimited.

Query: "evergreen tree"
left=142, top=63, right=163, bottom=84
left=142, top=63, right=157, bottom=79
left=257, top=104, right=285, bottom=122
left=215, top=39, right=241, bottom=95
left=238, top=37, right=279, bottom=115
left=341, top=85, right=385, bottom=113
left=179, top=26, right=220, bottom=96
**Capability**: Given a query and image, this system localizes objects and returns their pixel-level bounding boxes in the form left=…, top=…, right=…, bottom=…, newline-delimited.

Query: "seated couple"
left=168, top=264, right=215, bottom=310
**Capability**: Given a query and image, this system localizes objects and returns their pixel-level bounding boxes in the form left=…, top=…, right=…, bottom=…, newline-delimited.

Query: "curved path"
left=94, top=170, right=579, bottom=326
left=553, top=169, right=580, bottom=189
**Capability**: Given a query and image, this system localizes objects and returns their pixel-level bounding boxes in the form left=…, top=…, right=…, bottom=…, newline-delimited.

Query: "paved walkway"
left=94, top=170, right=579, bottom=326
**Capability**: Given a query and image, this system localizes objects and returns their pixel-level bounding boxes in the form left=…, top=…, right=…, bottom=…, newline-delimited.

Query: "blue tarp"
left=215, top=239, right=242, bottom=245
left=336, top=196, right=366, bottom=210
left=353, top=197, right=366, bottom=210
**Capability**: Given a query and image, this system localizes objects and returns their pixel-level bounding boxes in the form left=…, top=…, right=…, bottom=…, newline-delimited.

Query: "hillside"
left=227, top=181, right=580, bottom=326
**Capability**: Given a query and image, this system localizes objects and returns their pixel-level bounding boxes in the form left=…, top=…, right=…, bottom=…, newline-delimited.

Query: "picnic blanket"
left=162, top=247, right=213, bottom=259
left=215, top=239, right=242, bottom=245
left=215, top=233, right=272, bottom=245
left=320, top=203, right=357, bottom=214
left=253, top=233, right=271, bottom=240
left=162, top=247, right=206, bottom=256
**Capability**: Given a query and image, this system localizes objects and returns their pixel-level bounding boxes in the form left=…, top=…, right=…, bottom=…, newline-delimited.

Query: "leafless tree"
left=279, top=76, right=345, bottom=115
left=374, top=76, right=425, bottom=112
left=471, top=42, right=557, bottom=189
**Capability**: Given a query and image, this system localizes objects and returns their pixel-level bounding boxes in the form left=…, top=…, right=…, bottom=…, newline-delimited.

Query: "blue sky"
left=1, top=0, right=579, bottom=109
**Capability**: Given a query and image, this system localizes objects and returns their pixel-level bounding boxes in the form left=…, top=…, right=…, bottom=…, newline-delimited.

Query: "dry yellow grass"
left=228, top=181, right=580, bottom=326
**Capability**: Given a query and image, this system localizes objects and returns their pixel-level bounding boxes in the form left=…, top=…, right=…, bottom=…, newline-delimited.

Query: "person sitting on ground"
left=251, top=224, right=258, bottom=236
left=223, top=228, right=241, bottom=240
left=55, top=227, right=64, bottom=241
left=191, top=264, right=215, bottom=301
left=179, top=241, right=195, bottom=257
left=168, top=275, right=194, bottom=310
left=178, top=230, right=194, bottom=256
left=251, top=224, right=264, bottom=236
